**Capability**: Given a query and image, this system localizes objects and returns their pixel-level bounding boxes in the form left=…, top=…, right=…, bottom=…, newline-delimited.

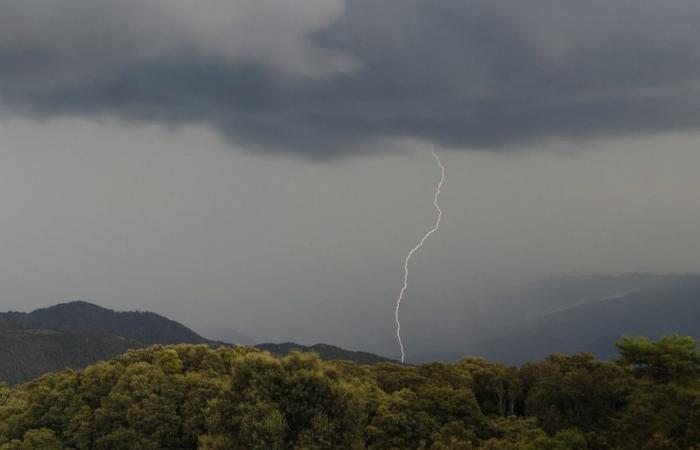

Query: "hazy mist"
left=1, top=118, right=700, bottom=358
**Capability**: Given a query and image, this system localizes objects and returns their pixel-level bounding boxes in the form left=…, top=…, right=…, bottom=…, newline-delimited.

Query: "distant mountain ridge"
left=0, top=301, right=209, bottom=345
left=487, top=273, right=700, bottom=322
left=0, top=301, right=393, bottom=384
left=384, top=273, right=700, bottom=361
left=493, top=282, right=700, bottom=363
left=2, top=273, right=698, bottom=382
left=414, top=277, right=700, bottom=364
left=408, top=273, right=700, bottom=363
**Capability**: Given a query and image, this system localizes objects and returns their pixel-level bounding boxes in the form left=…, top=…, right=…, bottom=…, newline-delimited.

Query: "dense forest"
left=0, top=335, right=698, bottom=449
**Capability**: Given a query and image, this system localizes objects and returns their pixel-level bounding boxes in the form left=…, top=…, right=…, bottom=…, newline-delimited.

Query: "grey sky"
left=3, top=0, right=700, bottom=156
left=1, top=1, right=700, bottom=358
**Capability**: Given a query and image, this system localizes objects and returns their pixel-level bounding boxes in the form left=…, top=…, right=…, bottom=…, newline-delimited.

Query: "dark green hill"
left=0, top=301, right=208, bottom=345
left=0, top=320, right=139, bottom=385
left=0, top=301, right=209, bottom=385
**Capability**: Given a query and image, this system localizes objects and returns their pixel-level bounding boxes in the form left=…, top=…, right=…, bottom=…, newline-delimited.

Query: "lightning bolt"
left=394, top=146, right=445, bottom=363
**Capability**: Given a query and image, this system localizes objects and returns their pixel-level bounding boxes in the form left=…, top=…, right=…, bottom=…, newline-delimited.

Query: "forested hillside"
left=0, top=321, right=138, bottom=385
left=0, top=301, right=208, bottom=345
left=0, top=301, right=210, bottom=385
left=0, top=336, right=698, bottom=450
left=0, top=302, right=396, bottom=385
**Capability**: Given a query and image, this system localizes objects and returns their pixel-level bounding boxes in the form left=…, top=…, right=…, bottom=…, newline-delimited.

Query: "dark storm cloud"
left=2, top=0, right=700, bottom=157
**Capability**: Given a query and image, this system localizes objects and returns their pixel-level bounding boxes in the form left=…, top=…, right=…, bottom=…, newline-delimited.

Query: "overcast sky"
left=2, top=1, right=700, bottom=357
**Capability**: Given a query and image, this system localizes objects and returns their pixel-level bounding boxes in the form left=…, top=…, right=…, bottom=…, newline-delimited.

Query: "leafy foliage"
left=0, top=336, right=698, bottom=449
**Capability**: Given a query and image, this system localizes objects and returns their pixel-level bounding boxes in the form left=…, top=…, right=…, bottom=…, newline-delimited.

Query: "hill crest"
left=0, top=301, right=209, bottom=345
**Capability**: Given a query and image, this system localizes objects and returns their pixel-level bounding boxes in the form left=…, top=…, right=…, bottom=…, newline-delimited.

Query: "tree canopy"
left=0, top=335, right=698, bottom=449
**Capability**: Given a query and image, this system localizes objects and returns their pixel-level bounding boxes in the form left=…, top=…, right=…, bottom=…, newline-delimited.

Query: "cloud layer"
left=2, top=0, right=700, bottom=157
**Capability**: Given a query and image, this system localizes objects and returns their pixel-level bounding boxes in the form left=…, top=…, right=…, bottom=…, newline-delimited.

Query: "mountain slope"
left=461, top=283, right=700, bottom=365
left=0, top=301, right=211, bottom=384
left=0, top=320, right=139, bottom=385
left=485, top=273, right=700, bottom=322
left=0, top=302, right=393, bottom=384
left=383, top=273, right=700, bottom=362
left=0, top=301, right=208, bottom=345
